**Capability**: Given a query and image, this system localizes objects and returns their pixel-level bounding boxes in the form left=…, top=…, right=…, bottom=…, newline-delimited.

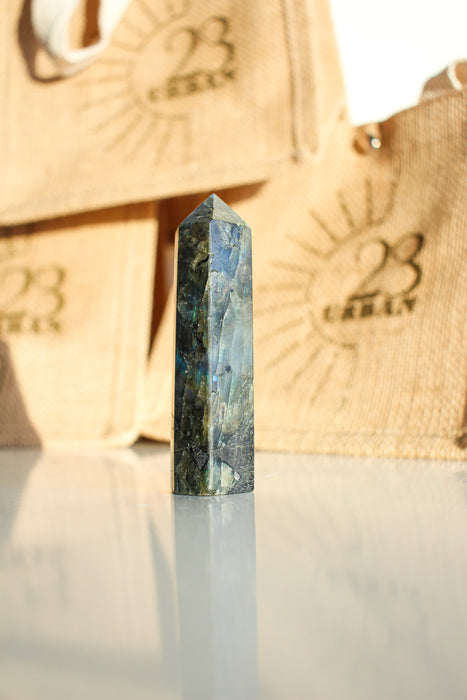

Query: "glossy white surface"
left=0, top=445, right=466, bottom=699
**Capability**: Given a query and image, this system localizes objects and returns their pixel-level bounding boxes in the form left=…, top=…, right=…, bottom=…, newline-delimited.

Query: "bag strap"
left=31, top=0, right=131, bottom=77
left=351, top=61, right=467, bottom=154
left=420, top=60, right=467, bottom=101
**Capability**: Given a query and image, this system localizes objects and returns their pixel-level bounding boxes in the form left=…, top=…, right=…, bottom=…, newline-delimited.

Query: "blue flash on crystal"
left=172, top=194, right=254, bottom=495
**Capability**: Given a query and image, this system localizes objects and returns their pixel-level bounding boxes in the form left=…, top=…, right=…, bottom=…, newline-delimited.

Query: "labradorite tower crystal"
left=172, top=194, right=254, bottom=496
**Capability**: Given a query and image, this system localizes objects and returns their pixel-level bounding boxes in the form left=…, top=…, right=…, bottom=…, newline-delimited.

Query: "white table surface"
left=0, top=444, right=466, bottom=700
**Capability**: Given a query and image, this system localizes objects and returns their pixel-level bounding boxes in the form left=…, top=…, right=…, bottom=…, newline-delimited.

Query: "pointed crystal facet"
left=172, top=194, right=254, bottom=495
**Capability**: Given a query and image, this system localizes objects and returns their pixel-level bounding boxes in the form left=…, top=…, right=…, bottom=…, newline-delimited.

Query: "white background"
left=329, top=0, right=467, bottom=124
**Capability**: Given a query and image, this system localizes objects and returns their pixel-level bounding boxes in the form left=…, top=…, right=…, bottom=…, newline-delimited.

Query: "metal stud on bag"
left=352, top=123, right=383, bottom=154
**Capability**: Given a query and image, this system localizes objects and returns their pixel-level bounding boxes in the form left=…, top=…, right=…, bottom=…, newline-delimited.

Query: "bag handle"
left=31, top=0, right=131, bottom=77
left=420, top=60, right=467, bottom=101
left=352, top=61, right=467, bottom=154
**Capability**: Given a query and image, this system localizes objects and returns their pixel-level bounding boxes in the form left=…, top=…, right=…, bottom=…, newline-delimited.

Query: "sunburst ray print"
left=78, top=0, right=235, bottom=164
left=254, top=169, right=419, bottom=419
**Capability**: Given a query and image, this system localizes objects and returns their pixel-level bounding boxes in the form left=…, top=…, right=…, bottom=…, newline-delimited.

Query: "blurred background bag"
left=143, top=68, right=467, bottom=460
left=0, top=204, right=156, bottom=446
left=0, top=0, right=342, bottom=447
left=142, top=0, right=345, bottom=444
left=0, top=0, right=323, bottom=224
left=4, top=1, right=465, bottom=459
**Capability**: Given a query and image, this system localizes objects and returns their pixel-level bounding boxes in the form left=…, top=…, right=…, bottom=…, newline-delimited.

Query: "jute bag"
left=144, top=74, right=467, bottom=460
left=0, top=0, right=337, bottom=448
left=142, top=0, right=344, bottom=443
left=0, top=204, right=156, bottom=447
left=0, top=0, right=323, bottom=225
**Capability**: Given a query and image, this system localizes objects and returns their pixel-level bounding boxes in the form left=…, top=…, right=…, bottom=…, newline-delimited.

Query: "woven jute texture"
left=0, top=204, right=156, bottom=446
left=0, top=0, right=339, bottom=225
left=144, top=86, right=467, bottom=459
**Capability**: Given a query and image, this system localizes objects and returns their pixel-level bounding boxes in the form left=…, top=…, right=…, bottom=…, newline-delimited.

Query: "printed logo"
left=256, top=173, right=426, bottom=410
left=0, top=231, right=66, bottom=335
left=81, top=1, right=236, bottom=163
left=141, top=15, right=235, bottom=105
left=308, top=229, right=424, bottom=346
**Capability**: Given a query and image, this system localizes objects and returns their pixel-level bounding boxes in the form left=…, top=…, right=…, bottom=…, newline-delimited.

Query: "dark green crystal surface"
left=172, top=194, right=254, bottom=495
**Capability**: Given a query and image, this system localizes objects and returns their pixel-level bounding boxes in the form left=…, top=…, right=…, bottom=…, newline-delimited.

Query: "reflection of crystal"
left=174, top=493, right=257, bottom=697
left=172, top=194, right=254, bottom=496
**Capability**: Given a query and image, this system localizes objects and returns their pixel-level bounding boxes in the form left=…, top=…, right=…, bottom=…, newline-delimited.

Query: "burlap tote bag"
left=0, top=0, right=324, bottom=224
left=0, top=204, right=156, bottom=447
left=0, top=0, right=338, bottom=448
left=144, top=69, right=467, bottom=460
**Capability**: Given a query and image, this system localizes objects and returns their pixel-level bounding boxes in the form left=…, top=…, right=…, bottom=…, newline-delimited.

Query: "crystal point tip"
left=180, top=193, right=246, bottom=228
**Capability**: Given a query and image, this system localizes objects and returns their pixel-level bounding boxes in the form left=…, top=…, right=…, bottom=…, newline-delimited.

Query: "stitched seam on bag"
left=256, top=426, right=465, bottom=440
left=4, top=121, right=466, bottom=225
left=279, top=0, right=316, bottom=158
left=103, top=205, right=153, bottom=441
left=134, top=205, right=158, bottom=434
left=0, top=156, right=289, bottom=224
left=108, top=203, right=155, bottom=442
left=102, top=218, right=128, bottom=438
left=455, top=388, right=467, bottom=448
left=385, top=85, right=467, bottom=123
